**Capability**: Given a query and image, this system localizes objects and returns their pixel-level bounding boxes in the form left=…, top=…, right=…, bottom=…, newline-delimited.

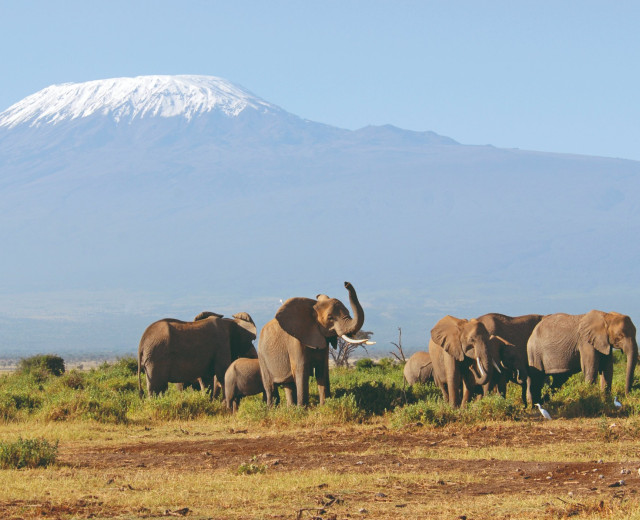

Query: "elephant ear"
left=489, top=335, right=513, bottom=357
left=232, top=312, right=257, bottom=340
left=276, top=297, right=328, bottom=349
left=579, top=310, right=611, bottom=355
left=431, top=315, right=464, bottom=362
left=194, top=311, right=223, bottom=321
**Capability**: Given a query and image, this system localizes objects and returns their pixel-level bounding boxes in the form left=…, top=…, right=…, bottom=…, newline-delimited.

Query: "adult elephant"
left=138, top=312, right=257, bottom=397
left=527, top=310, right=638, bottom=404
left=475, top=313, right=543, bottom=406
left=258, top=281, right=366, bottom=406
left=474, top=335, right=528, bottom=402
left=403, top=352, right=434, bottom=385
left=429, top=315, right=501, bottom=408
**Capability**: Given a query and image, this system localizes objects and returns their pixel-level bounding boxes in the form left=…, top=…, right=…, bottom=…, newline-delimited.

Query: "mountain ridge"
left=0, top=75, right=639, bottom=356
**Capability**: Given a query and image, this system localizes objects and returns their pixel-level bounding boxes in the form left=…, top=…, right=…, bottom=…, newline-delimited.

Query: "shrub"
left=60, top=370, right=86, bottom=390
left=460, top=394, right=523, bottom=423
left=0, top=437, right=58, bottom=469
left=390, top=400, right=457, bottom=428
left=355, top=358, right=375, bottom=370
left=548, top=377, right=612, bottom=418
left=237, top=456, right=267, bottom=475
left=313, top=394, right=365, bottom=423
left=145, top=390, right=225, bottom=421
left=17, top=355, right=65, bottom=377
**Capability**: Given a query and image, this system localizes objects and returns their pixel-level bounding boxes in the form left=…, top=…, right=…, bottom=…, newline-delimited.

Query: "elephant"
left=469, top=335, right=528, bottom=402
left=173, top=311, right=258, bottom=397
left=527, top=310, right=638, bottom=404
left=403, top=352, right=434, bottom=385
left=475, top=313, right=543, bottom=405
left=137, top=312, right=257, bottom=397
left=429, top=315, right=502, bottom=408
left=224, top=358, right=280, bottom=412
left=258, top=281, right=366, bottom=406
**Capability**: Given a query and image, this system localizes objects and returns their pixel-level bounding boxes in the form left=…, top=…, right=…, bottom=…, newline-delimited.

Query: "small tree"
left=389, top=327, right=407, bottom=364
left=330, top=330, right=374, bottom=368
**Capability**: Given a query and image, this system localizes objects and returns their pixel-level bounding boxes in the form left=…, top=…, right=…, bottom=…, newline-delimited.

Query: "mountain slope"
left=0, top=75, right=639, bottom=356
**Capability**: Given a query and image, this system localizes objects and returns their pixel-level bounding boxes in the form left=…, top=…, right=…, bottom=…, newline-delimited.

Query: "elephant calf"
left=403, top=351, right=434, bottom=385
left=225, top=358, right=279, bottom=412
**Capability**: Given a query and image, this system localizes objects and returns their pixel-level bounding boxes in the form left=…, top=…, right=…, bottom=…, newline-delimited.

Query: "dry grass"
left=1, top=417, right=640, bottom=519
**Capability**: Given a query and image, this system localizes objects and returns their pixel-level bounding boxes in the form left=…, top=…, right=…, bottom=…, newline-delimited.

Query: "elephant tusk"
left=341, top=335, right=368, bottom=345
left=492, top=360, right=502, bottom=374
left=365, top=340, right=376, bottom=345
left=516, top=369, right=521, bottom=382
left=476, top=358, right=486, bottom=378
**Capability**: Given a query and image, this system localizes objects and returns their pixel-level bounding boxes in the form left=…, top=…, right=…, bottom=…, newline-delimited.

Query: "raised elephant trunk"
left=624, top=338, right=638, bottom=395
left=339, top=281, right=364, bottom=337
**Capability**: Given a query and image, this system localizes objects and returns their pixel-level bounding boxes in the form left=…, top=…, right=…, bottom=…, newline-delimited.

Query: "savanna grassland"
left=2, top=354, right=640, bottom=519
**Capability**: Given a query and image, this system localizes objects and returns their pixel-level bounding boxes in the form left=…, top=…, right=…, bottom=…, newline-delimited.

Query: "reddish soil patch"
left=3, top=423, right=639, bottom=519
left=60, top=424, right=639, bottom=496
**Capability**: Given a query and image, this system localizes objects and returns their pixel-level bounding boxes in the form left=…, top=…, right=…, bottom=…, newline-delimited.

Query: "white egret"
left=535, top=403, right=552, bottom=420
left=614, top=396, right=622, bottom=408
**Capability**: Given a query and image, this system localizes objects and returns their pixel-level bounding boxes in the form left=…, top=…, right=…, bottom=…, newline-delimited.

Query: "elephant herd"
left=137, top=282, right=637, bottom=411
left=405, top=311, right=638, bottom=408
left=137, top=282, right=368, bottom=409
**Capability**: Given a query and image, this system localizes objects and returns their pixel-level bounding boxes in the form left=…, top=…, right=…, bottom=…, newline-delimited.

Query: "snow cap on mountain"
left=0, top=75, right=280, bottom=128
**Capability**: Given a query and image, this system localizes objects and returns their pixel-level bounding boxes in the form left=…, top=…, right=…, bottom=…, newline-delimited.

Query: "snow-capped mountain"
left=0, top=75, right=281, bottom=127
left=0, top=75, right=639, bottom=357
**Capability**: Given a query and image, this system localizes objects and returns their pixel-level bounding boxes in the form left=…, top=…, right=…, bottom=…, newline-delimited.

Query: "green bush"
left=390, top=400, right=456, bottom=427
left=460, top=394, right=523, bottom=423
left=17, top=354, right=65, bottom=377
left=355, top=358, right=375, bottom=370
left=547, top=377, right=612, bottom=418
left=0, top=437, right=58, bottom=469
left=145, top=390, right=226, bottom=421
left=313, top=394, right=365, bottom=423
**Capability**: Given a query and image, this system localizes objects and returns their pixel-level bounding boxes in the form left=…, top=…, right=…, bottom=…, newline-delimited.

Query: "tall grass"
left=0, top=437, right=58, bottom=469
left=1, top=353, right=639, bottom=426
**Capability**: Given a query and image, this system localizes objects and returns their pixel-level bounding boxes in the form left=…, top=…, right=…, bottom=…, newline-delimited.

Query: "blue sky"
left=1, top=1, right=639, bottom=161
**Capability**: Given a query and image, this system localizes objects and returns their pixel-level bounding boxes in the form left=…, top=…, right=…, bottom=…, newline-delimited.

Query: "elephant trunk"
left=624, top=338, right=638, bottom=394
left=339, top=281, right=365, bottom=337
left=473, top=353, right=492, bottom=386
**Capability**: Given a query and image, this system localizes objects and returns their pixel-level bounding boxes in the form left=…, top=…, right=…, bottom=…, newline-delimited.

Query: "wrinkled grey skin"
left=429, top=316, right=497, bottom=408
left=403, top=352, right=434, bottom=385
left=259, top=282, right=365, bottom=407
left=137, top=312, right=257, bottom=397
left=174, top=311, right=258, bottom=397
left=475, top=313, right=544, bottom=406
left=527, top=310, right=638, bottom=404
left=224, top=358, right=280, bottom=412
left=467, top=335, right=528, bottom=404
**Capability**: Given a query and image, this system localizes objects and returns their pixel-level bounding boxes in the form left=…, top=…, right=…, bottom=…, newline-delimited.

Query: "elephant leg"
left=284, top=384, right=296, bottom=406
left=600, top=356, right=613, bottom=393
left=521, top=383, right=528, bottom=407
left=580, top=350, right=599, bottom=385
left=296, top=364, right=310, bottom=406
left=259, top=362, right=276, bottom=407
left=550, top=372, right=571, bottom=393
left=211, top=376, right=223, bottom=399
left=461, top=370, right=476, bottom=406
left=528, top=369, right=544, bottom=405
left=446, top=369, right=461, bottom=407
left=315, top=354, right=331, bottom=405
left=433, top=375, right=449, bottom=403
left=232, top=397, right=239, bottom=414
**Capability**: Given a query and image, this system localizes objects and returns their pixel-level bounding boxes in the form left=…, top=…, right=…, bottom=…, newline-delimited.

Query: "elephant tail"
left=137, top=348, right=144, bottom=398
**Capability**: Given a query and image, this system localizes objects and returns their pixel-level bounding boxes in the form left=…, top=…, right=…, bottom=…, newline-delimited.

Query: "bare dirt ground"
left=2, top=422, right=640, bottom=519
